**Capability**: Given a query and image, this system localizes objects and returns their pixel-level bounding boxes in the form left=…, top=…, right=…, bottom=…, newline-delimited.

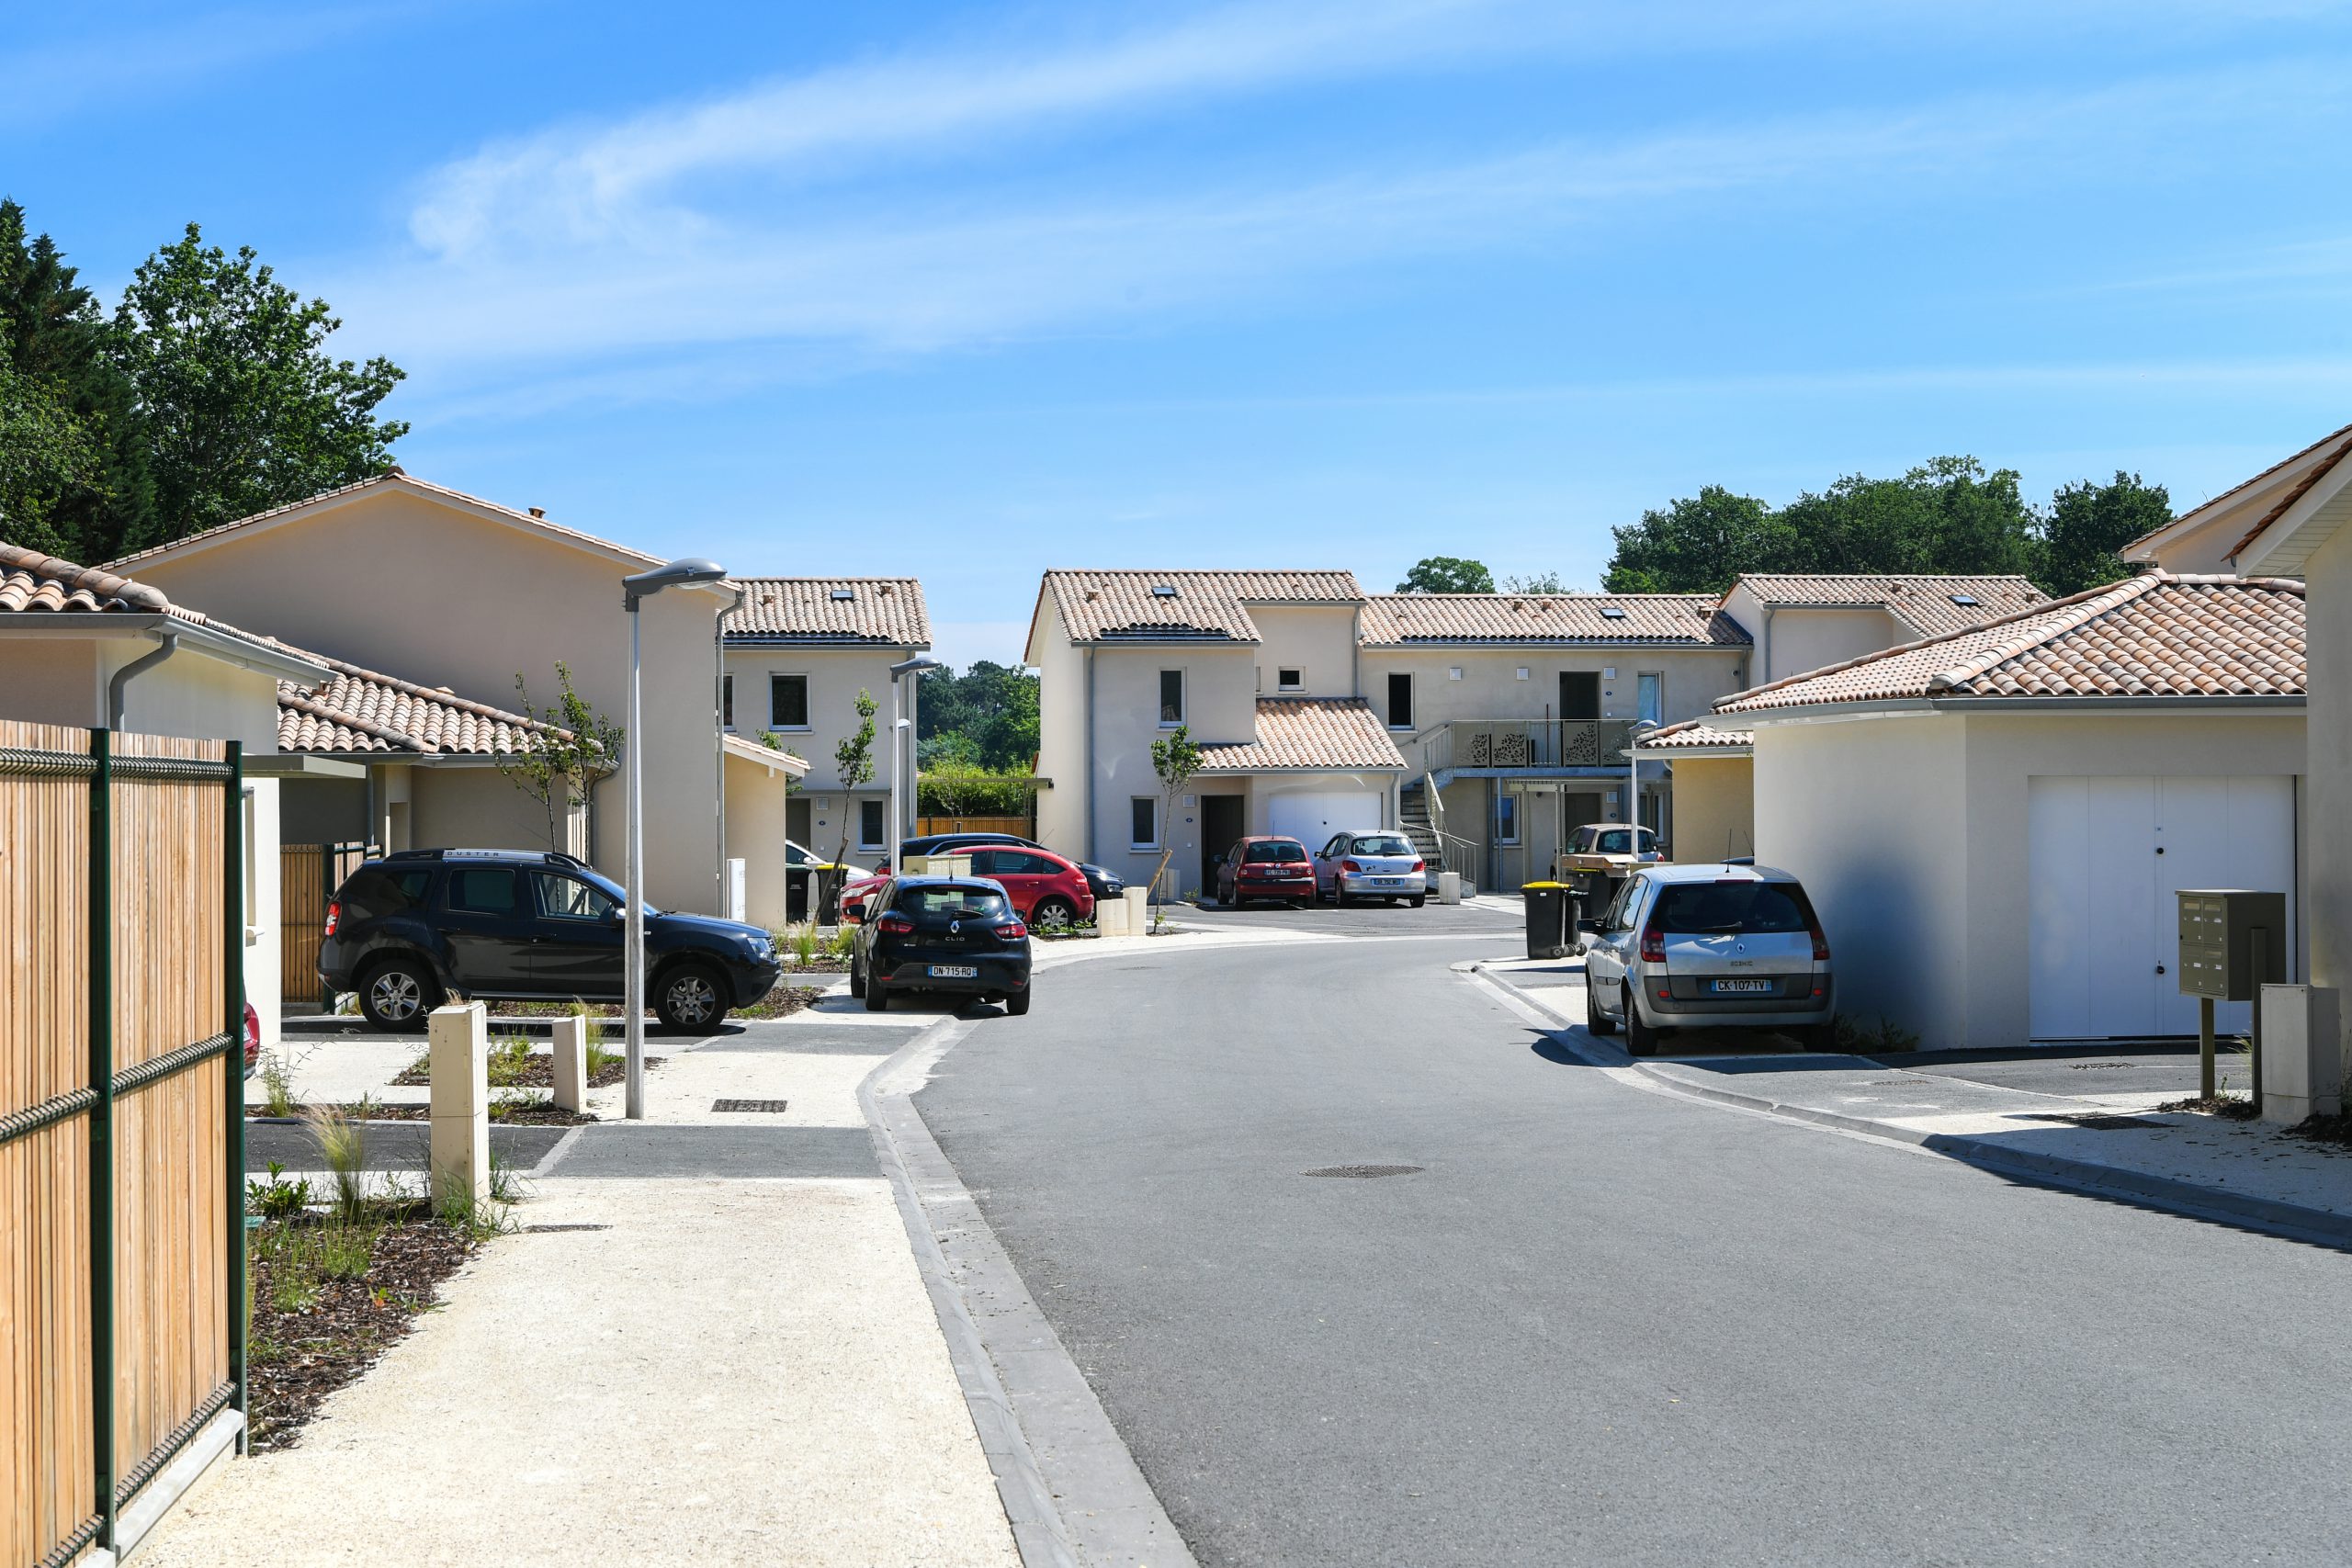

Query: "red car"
left=956, top=846, right=1096, bottom=925
left=836, top=871, right=890, bottom=925
left=1216, top=836, right=1316, bottom=908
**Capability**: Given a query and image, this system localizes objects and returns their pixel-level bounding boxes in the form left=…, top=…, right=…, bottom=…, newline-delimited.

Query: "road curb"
left=1468, top=963, right=2352, bottom=1252
left=861, top=1017, right=1198, bottom=1568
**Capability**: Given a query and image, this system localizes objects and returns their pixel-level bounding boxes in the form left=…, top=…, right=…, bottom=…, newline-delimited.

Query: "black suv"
left=320, top=849, right=780, bottom=1033
left=850, top=874, right=1033, bottom=1015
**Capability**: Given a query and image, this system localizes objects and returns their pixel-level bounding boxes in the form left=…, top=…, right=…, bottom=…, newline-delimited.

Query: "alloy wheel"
left=371, top=968, right=423, bottom=1021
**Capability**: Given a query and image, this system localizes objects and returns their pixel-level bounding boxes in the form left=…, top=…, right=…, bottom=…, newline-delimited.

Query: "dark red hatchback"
left=1216, top=836, right=1316, bottom=908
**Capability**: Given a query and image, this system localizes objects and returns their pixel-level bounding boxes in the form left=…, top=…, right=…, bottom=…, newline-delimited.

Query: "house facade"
left=721, top=577, right=930, bottom=876
left=1718, top=573, right=2304, bottom=1049
left=1027, top=570, right=1404, bottom=896
left=103, top=473, right=775, bottom=917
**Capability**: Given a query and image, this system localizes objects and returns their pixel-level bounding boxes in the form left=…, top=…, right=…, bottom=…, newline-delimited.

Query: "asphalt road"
left=918, top=925, right=2352, bottom=1567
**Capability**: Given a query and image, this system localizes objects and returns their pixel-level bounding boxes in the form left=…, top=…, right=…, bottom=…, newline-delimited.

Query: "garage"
left=1267, top=790, right=1383, bottom=846
left=2027, top=774, right=2296, bottom=1040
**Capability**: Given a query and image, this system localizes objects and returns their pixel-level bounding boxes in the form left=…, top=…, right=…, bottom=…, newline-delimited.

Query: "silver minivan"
left=1579, top=863, right=1834, bottom=1055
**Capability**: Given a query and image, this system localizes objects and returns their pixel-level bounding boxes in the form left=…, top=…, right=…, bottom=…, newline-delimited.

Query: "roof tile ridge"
left=277, top=685, right=433, bottom=753
left=1923, top=573, right=2165, bottom=694
left=2227, top=431, right=2352, bottom=559
left=103, top=474, right=394, bottom=570
left=306, top=652, right=567, bottom=737
left=0, top=542, right=174, bottom=612
left=2135, top=418, right=2352, bottom=555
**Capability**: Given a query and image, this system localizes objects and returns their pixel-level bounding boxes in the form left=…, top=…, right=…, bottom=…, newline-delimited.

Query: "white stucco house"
left=1714, top=571, right=2304, bottom=1050
left=2123, top=421, right=2352, bottom=1018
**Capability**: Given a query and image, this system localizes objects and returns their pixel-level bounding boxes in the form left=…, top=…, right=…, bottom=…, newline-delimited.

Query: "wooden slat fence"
left=1, top=720, right=243, bottom=1567
left=913, top=814, right=1035, bottom=840
left=279, top=843, right=367, bottom=1010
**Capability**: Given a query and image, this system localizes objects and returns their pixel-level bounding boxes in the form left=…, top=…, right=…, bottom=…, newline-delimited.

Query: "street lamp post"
left=888, top=654, right=944, bottom=864
left=621, top=558, right=728, bottom=1121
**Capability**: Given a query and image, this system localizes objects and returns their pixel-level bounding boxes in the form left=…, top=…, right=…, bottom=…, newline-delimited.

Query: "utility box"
left=2177, top=889, right=2288, bottom=1001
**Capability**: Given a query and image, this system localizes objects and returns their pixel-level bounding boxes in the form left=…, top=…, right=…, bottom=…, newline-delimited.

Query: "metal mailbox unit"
left=2177, top=889, right=2288, bottom=1100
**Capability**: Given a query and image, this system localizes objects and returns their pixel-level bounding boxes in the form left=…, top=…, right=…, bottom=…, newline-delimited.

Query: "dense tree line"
left=0, top=199, right=406, bottom=563
left=915, top=660, right=1041, bottom=773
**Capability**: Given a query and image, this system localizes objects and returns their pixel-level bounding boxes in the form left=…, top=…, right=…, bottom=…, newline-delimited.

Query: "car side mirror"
left=605, top=905, right=625, bottom=924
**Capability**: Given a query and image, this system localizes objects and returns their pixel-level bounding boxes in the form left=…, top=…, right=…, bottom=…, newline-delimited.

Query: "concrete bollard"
left=428, top=1000, right=489, bottom=1210
left=1123, top=886, right=1150, bottom=937
left=2260, top=985, right=2341, bottom=1124
left=1438, top=871, right=1463, bottom=906
left=1097, top=897, right=1127, bottom=938
left=549, top=1013, right=588, bottom=1114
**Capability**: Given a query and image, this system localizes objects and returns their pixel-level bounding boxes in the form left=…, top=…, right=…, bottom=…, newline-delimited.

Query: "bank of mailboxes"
left=2177, top=889, right=2287, bottom=1000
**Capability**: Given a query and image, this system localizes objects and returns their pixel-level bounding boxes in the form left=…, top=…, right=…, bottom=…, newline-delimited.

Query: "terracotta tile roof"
left=1044, top=570, right=1363, bottom=643
left=1194, top=699, right=1407, bottom=772
left=1728, top=574, right=2051, bottom=637
left=1714, top=573, right=2304, bottom=715
left=1359, top=593, right=1747, bottom=646
left=2229, top=427, right=2352, bottom=560
left=277, top=655, right=568, bottom=757
left=1637, top=718, right=1754, bottom=751
left=2121, top=418, right=2352, bottom=561
left=723, top=578, right=931, bottom=644
left=103, top=471, right=669, bottom=573
left=0, top=543, right=173, bottom=614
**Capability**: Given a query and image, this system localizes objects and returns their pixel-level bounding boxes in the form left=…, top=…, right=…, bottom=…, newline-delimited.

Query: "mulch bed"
left=390, top=1054, right=662, bottom=1089
left=2154, top=1094, right=2263, bottom=1119
left=735, top=985, right=823, bottom=1020
left=2282, top=1112, right=2352, bottom=1151
left=249, top=1100, right=595, bottom=1125
left=779, top=957, right=850, bottom=974
left=245, top=1215, right=476, bottom=1451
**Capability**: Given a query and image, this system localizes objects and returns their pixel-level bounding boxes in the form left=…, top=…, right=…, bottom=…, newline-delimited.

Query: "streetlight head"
left=623, top=557, right=729, bottom=608
left=890, top=653, right=947, bottom=679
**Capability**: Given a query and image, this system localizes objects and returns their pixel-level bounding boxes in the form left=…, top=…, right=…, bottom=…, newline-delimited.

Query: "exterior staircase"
left=1399, top=781, right=1445, bottom=876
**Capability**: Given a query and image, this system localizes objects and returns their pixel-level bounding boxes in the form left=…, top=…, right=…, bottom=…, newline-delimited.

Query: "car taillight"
left=1807, top=913, right=1830, bottom=963
left=1340, top=858, right=1363, bottom=874
left=243, top=1001, right=259, bottom=1065
left=1411, top=859, right=1425, bottom=874
left=1639, top=919, right=1667, bottom=964
left=997, top=920, right=1028, bottom=940
left=876, top=912, right=914, bottom=935
left=322, top=898, right=341, bottom=938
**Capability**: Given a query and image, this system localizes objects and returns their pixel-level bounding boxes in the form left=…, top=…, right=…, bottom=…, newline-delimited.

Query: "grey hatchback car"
left=1312, top=830, right=1429, bottom=907
left=1579, top=863, right=1834, bottom=1055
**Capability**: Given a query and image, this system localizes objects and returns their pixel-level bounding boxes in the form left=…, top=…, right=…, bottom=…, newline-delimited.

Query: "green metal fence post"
left=226, top=742, right=248, bottom=1451
left=87, top=727, right=117, bottom=1551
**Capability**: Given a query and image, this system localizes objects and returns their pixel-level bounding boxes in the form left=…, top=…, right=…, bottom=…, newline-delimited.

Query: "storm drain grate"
left=1303, top=1164, right=1424, bottom=1179
left=712, top=1098, right=791, bottom=1113
left=524, top=1223, right=611, bottom=1234
left=2020, top=1112, right=2168, bottom=1131
left=2067, top=1061, right=2137, bottom=1071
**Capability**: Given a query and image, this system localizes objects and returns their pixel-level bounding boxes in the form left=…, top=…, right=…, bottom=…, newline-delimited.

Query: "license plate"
left=928, top=964, right=978, bottom=979
left=1711, top=978, right=1772, bottom=994
left=1374, top=877, right=1403, bottom=886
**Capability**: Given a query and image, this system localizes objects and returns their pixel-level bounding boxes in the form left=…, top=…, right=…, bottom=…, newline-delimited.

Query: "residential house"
left=2123, top=419, right=2352, bottom=1046
left=102, top=472, right=783, bottom=918
left=721, top=578, right=931, bottom=887
left=0, top=544, right=333, bottom=1051
left=1635, top=575, right=2053, bottom=864
left=1359, top=592, right=1752, bottom=888
left=1026, top=570, right=1405, bottom=895
left=1717, top=572, right=2304, bottom=1049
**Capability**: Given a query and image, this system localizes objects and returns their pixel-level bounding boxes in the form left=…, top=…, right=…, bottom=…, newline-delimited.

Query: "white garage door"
left=2028, top=775, right=2295, bottom=1040
left=1267, top=790, right=1383, bottom=847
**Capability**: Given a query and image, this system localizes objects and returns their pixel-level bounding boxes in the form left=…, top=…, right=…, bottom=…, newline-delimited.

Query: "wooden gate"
left=279, top=842, right=367, bottom=1010
left=1, top=721, right=245, bottom=1566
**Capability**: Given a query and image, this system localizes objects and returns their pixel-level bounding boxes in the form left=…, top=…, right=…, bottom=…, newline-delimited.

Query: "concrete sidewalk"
left=1476, top=957, right=2352, bottom=1248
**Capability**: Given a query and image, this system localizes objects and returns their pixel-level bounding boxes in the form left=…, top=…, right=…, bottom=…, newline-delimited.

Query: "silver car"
left=1578, top=863, right=1834, bottom=1055
left=1312, top=830, right=1428, bottom=908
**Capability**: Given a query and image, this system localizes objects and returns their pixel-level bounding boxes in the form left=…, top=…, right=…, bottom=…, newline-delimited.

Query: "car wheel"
left=656, top=963, right=728, bottom=1033
left=359, top=956, right=436, bottom=1032
left=1034, top=897, right=1078, bottom=926
left=1623, top=985, right=1663, bottom=1056
left=1584, top=975, right=1618, bottom=1036
left=1006, top=988, right=1032, bottom=1017
left=1409, top=896, right=1426, bottom=908
left=847, top=958, right=866, bottom=999
left=865, top=973, right=890, bottom=1012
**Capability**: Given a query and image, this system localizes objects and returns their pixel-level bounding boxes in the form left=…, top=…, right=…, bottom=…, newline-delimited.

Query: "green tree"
left=829, top=690, right=880, bottom=894
left=0, top=359, right=103, bottom=555
left=1602, top=486, right=1783, bottom=592
left=1396, top=556, right=1495, bottom=593
left=2041, top=471, right=2170, bottom=596
left=0, top=197, right=153, bottom=558
left=914, top=660, right=1040, bottom=772
left=1147, top=724, right=1204, bottom=911
left=108, top=223, right=407, bottom=547
left=1498, top=570, right=1568, bottom=593
left=498, top=663, right=623, bottom=854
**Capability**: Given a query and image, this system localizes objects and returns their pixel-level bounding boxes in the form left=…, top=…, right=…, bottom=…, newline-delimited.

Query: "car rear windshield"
left=1650, top=881, right=1814, bottom=935
left=897, top=886, right=1011, bottom=919
left=341, top=867, right=430, bottom=919
left=1351, top=834, right=1414, bottom=856
left=1244, top=840, right=1307, bottom=863
left=1590, top=829, right=1657, bottom=855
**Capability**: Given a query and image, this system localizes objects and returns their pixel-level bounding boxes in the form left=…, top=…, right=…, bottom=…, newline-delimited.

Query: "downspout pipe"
left=107, top=626, right=179, bottom=729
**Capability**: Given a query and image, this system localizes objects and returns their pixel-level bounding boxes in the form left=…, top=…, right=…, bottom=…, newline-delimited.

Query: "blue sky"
left=11, top=1, right=2352, bottom=667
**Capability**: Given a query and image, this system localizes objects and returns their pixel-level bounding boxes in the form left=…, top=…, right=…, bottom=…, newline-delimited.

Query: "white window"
left=1494, top=792, right=1520, bottom=845
left=770, top=673, right=810, bottom=730
left=1277, top=667, right=1303, bottom=692
left=1637, top=672, right=1662, bottom=725
left=1131, top=796, right=1159, bottom=848
left=1159, top=670, right=1184, bottom=726
left=858, top=798, right=886, bottom=849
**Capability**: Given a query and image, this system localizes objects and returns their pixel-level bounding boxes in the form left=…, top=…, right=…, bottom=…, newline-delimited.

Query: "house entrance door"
left=1202, top=795, right=1246, bottom=893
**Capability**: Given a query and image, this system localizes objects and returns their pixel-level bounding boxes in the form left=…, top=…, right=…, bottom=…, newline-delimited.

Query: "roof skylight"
left=1600, top=605, right=1628, bottom=619
left=1950, top=592, right=1981, bottom=606
left=831, top=587, right=856, bottom=601
left=1150, top=584, right=1179, bottom=597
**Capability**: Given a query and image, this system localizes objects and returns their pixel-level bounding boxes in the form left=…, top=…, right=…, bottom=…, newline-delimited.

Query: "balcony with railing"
left=1405, top=719, right=1636, bottom=784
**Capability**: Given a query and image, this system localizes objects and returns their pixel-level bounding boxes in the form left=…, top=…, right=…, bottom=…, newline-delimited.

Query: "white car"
left=1579, top=862, right=1834, bottom=1055
left=1312, top=831, right=1428, bottom=908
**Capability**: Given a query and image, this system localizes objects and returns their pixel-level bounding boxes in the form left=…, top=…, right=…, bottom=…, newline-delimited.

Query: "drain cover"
left=2022, top=1112, right=2167, bottom=1131
left=524, top=1223, right=611, bottom=1234
left=712, top=1098, right=791, bottom=1113
left=1304, top=1164, right=1424, bottom=1179
left=2067, top=1061, right=2135, bottom=1071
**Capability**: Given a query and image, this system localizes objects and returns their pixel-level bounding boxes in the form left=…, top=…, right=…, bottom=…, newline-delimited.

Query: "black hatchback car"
left=850, top=875, right=1033, bottom=1015
left=320, top=848, right=780, bottom=1032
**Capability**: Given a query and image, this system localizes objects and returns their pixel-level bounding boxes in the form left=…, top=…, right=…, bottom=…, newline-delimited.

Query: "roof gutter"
left=107, top=626, right=178, bottom=729
left=0, top=613, right=330, bottom=683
